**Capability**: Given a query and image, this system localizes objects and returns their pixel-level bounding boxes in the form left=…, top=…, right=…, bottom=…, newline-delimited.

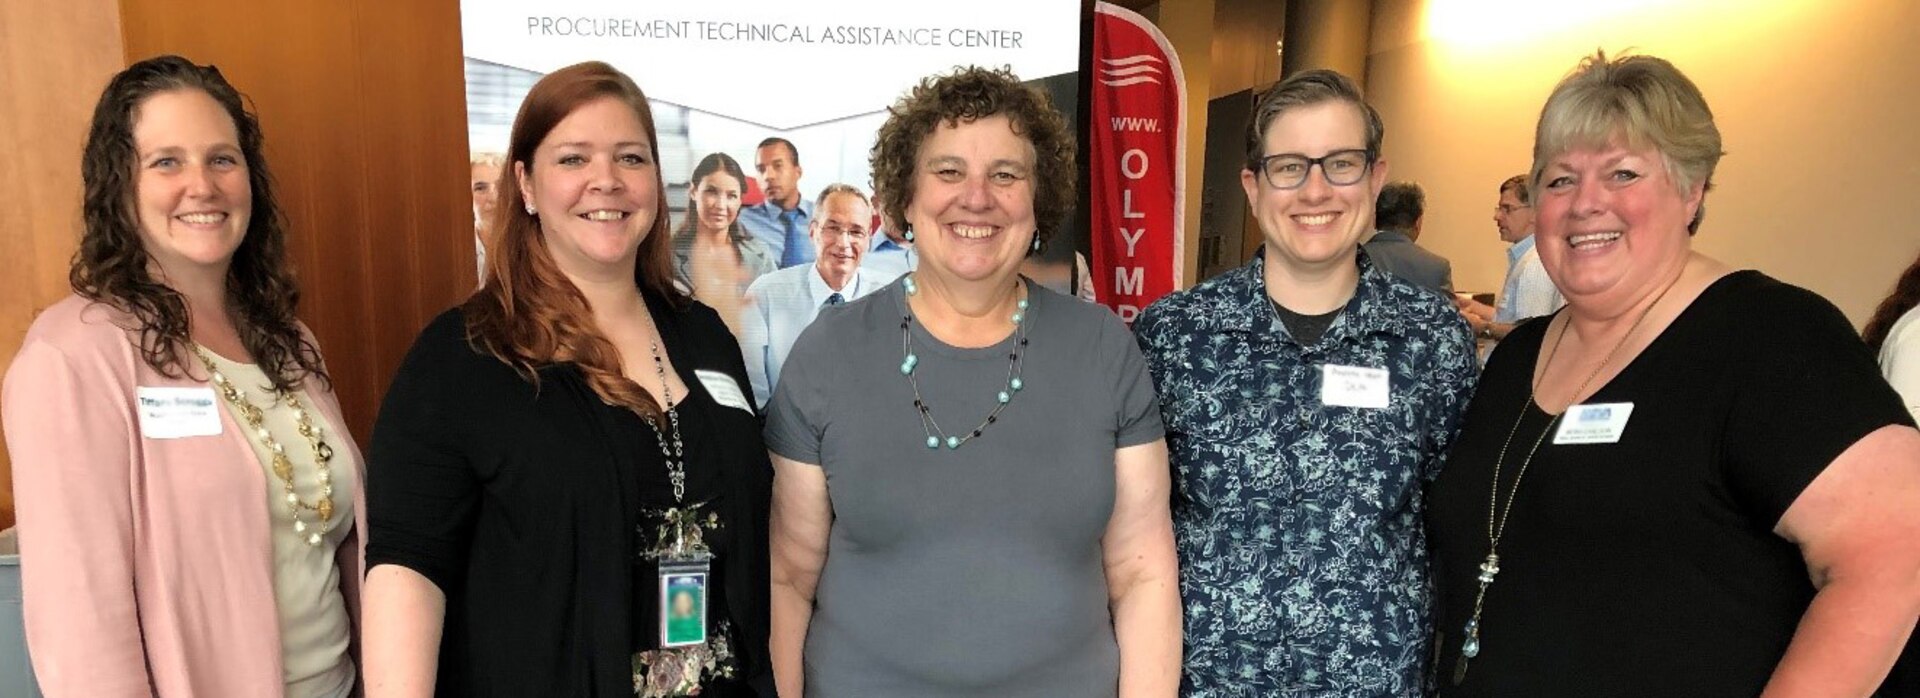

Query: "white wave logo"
left=1099, top=55, right=1165, bottom=87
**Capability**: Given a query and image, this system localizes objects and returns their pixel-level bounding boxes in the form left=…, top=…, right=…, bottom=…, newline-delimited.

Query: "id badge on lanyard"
left=658, top=552, right=710, bottom=647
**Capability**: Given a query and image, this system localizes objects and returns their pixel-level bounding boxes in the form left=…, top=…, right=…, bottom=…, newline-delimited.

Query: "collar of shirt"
left=1507, top=234, right=1536, bottom=267
left=804, top=266, right=865, bottom=306
left=871, top=234, right=910, bottom=253
left=1194, top=247, right=1415, bottom=348
left=746, top=197, right=815, bottom=223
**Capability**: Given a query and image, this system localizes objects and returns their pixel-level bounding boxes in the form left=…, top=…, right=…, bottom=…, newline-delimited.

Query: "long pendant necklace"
left=191, top=346, right=337, bottom=547
left=898, top=273, right=1030, bottom=450
left=1453, top=276, right=1680, bottom=685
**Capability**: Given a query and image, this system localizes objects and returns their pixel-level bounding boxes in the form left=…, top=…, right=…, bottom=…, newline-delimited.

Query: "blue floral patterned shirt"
left=1134, top=251, right=1478, bottom=696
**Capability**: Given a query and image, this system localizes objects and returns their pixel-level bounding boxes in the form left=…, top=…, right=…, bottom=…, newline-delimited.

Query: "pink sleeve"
left=3, top=339, right=157, bottom=696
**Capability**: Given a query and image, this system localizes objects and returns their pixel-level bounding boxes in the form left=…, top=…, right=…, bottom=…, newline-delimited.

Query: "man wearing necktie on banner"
left=741, top=137, right=816, bottom=268
left=739, top=184, right=877, bottom=408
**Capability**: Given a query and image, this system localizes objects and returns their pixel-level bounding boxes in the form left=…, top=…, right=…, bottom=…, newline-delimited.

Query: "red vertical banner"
left=1090, top=2, right=1185, bottom=323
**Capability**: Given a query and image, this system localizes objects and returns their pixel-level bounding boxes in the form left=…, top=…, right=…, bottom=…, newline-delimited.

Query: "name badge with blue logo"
left=1553, top=402, right=1634, bottom=444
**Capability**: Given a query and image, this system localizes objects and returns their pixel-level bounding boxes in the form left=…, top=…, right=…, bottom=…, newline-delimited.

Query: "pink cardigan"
left=2, top=295, right=367, bottom=697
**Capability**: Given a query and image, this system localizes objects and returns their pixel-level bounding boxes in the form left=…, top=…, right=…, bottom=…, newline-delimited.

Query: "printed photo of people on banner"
left=462, top=0, right=1088, bottom=409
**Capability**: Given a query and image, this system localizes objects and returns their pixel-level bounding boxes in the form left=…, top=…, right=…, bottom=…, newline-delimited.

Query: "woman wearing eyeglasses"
left=1134, top=69, right=1477, bottom=694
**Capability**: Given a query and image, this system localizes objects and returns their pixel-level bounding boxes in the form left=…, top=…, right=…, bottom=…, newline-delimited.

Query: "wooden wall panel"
left=0, top=0, right=127, bottom=532
left=119, top=0, right=476, bottom=449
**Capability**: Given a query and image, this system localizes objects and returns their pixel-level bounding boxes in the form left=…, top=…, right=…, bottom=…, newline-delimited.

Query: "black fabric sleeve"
left=364, top=311, right=483, bottom=593
left=1722, top=283, right=1916, bottom=526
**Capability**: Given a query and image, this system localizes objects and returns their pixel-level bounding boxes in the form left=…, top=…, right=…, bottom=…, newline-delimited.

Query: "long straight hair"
left=462, top=61, right=683, bottom=419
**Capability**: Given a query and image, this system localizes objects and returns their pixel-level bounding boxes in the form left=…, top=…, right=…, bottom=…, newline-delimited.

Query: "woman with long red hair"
left=360, top=62, right=773, bottom=697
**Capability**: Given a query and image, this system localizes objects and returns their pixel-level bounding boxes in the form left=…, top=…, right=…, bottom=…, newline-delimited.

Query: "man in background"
left=740, top=137, right=814, bottom=268
left=1363, top=180, right=1453, bottom=294
left=739, top=185, right=876, bottom=407
left=1459, top=174, right=1564, bottom=342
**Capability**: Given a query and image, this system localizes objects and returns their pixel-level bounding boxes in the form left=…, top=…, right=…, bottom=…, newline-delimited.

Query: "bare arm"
left=361, top=564, right=447, bottom=697
left=770, top=452, right=832, bottom=698
left=1103, top=439, right=1182, bottom=697
left=1764, top=425, right=1920, bottom=697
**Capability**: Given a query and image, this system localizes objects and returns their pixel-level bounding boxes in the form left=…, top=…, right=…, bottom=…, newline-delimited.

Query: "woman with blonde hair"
left=1426, top=51, right=1920, bottom=695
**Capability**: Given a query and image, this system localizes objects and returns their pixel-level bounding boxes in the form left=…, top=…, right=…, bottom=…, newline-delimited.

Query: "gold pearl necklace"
left=192, top=346, right=338, bottom=547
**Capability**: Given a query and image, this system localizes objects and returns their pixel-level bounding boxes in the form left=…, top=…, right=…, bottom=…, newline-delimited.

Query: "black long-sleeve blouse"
left=366, top=293, right=774, bottom=697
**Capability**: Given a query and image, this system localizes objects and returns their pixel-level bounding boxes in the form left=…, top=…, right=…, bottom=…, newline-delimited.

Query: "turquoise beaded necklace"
left=898, top=273, right=1030, bottom=450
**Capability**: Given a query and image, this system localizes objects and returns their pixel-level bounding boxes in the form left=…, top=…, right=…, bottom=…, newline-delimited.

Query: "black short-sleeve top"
left=1427, top=271, right=1917, bottom=696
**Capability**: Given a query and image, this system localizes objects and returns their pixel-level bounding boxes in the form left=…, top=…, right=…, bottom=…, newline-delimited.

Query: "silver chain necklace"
left=640, top=319, right=687, bottom=503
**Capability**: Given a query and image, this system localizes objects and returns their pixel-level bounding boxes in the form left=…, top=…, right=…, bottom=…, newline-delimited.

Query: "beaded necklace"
left=191, top=346, right=337, bottom=547
left=898, top=274, right=1030, bottom=450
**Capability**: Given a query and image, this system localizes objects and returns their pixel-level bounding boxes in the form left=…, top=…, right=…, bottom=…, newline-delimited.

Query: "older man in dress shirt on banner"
left=740, top=184, right=877, bottom=407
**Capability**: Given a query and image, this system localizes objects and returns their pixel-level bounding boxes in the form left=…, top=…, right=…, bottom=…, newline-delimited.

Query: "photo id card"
left=1553, top=402, right=1635, bottom=444
left=658, top=557, right=710, bottom=648
left=1321, top=364, right=1391, bottom=409
left=135, top=387, right=223, bottom=439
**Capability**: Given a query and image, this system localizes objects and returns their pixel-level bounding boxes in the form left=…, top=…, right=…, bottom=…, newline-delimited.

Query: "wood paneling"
left=119, top=0, right=476, bottom=450
left=0, top=0, right=127, bottom=531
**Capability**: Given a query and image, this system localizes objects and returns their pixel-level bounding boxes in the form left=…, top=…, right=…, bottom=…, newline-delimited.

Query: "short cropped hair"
left=1374, top=181, right=1424, bottom=233
left=757, top=136, right=799, bottom=166
left=1499, top=174, right=1530, bottom=206
left=1244, top=69, right=1384, bottom=170
left=1532, top=50, right=1723, bottom=233
left=815, top=183, right=869, bottom=209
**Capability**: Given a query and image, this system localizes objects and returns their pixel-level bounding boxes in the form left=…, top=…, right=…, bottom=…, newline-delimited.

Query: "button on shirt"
left=1495, top=236, right=1564, bottom=324
left=738, top=264, right=877, bottom=407
left=738, top=199, right=816, bottom=268
left=1133, top=251, right=1479, bottom=696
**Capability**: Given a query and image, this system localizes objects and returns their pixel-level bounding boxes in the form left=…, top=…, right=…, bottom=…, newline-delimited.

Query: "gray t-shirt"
left=766, top=277, right=1164, bottom=697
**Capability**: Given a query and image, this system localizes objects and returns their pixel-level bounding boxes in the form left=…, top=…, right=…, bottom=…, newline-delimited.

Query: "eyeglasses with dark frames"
left=1250, top=149, right=1374, bottom=190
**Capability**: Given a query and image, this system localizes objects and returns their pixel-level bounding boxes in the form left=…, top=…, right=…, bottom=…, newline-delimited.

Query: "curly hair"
left=462, top=61, right=684, bottom=422
left=674, top=152, right=751, bottom=243
left=868, top=65, right=1074, bottom=256
left=71, top=54, right=325, bottom=391
left=1864, top=251, right=1920, bottom=352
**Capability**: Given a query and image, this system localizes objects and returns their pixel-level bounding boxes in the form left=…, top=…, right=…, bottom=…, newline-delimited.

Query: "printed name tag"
left=1321, top=364, right=1390, bottom=409
left=1553, top=402, right=1635, bottom=444
left=135, top=387, right=223, bottom=439
left=695, top=369, right=754, bottom=414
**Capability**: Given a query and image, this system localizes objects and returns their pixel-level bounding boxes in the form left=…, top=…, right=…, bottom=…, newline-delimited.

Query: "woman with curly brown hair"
left=2, top=55, right=364, bottom=696
left=360, top=61, right=772, bottom=697
left=765, top=66, right=1180, bottom=697
left=1867, top=252, right=1920, bottom=421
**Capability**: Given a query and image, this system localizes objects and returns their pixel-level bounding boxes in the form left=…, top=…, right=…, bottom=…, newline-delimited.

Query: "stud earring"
left=525, top=203, right=537, bottom=216
left=903, top=224, right=915, bottom=242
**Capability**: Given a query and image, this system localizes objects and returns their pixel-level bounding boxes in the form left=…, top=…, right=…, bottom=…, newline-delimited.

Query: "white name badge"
left=1553, top=402, right=1635, bottom=444
left=135, top=387, right=223, bottom=439
left=1321, top=364, right=1390, bottom=409
left=694, top=369, right=754, bottom=414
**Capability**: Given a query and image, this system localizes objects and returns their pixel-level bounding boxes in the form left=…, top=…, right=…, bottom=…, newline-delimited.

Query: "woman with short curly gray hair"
left=765, top=66, right=1180, bottom=697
